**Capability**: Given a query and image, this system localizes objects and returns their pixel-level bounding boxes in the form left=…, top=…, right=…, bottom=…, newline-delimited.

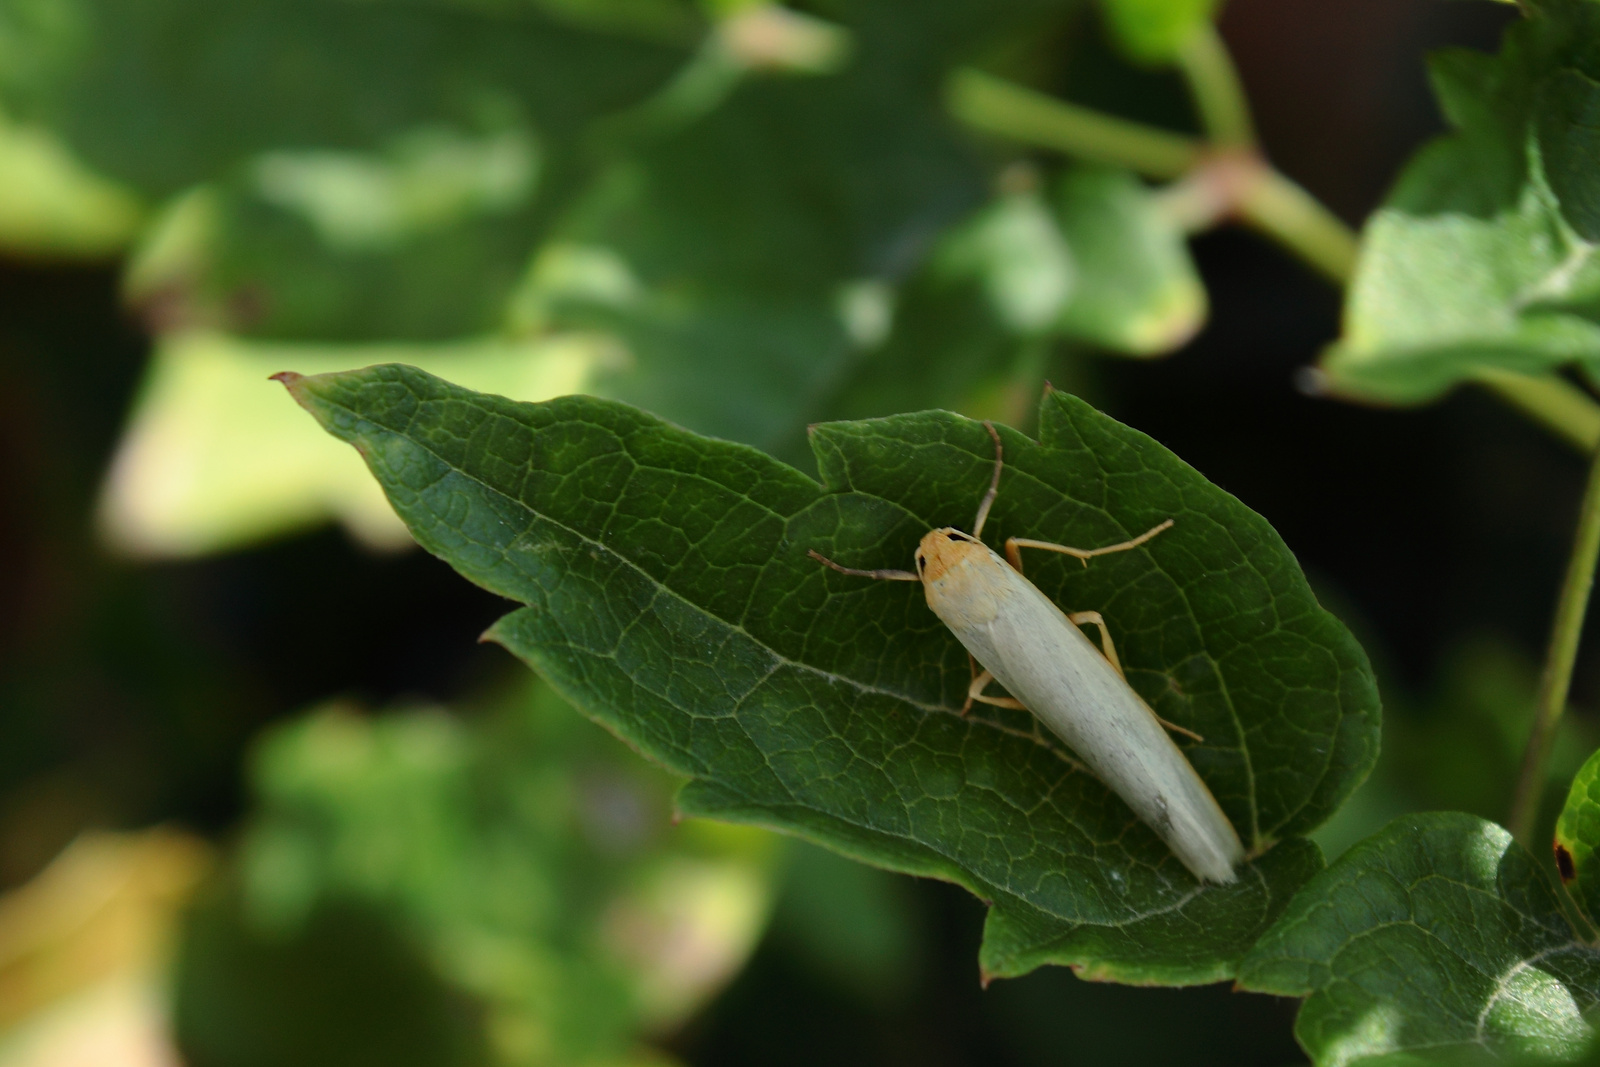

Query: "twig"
left=949, top=68, right=1202, bottom=180
left=1473, top=369, right=1600, bottom=454
left=1233, top=166, right=1358, bottom=284
left=1176, top=23, right=1256, bottom=149
left=1509, top=442, right=1600, bottom=845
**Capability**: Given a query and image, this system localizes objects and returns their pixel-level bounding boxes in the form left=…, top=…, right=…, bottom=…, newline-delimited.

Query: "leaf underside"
left=283, top=363, right=1379, bottom=985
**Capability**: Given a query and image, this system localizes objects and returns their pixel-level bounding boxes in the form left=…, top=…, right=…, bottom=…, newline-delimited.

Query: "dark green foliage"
left=280, top=362, right=1379, bottom=983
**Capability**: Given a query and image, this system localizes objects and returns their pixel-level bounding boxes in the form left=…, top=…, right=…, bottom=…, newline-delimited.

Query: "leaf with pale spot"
left=1556, top=746, right=1600, bottom=931
left=1240, top=812, right=1600, bottom=1066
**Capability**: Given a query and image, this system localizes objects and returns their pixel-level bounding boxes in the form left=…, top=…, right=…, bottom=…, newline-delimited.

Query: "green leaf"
left=181, top=127, right=552, bottom=341
left=2, top=0, right=687, bottom=196
left=939, top=182, right=1075, bottom=336
left=1557, top=747, right=1600, bottom=930
left=1537, top=67, right=1600, bottom=244
left=0, top=107, right=143, bottom=258
left=1321, top=0, right=1600, bottom=404
left=1099, top=0, right=1219, bottom=64
left=280, top=363, right=1379, bottom=984
left=814, top=265, right=1023, bottom=431
left=97, top=331, right=600, bottom=557
left=527, top=0, right=1076, bottom=453
left=1239, top=812, right=1600, bottom=1067
left=153, top=164, right=554, bottom=342
left=0, top=0, right=688, bottom=339
left=1053, top=165, right=1206, bottom=356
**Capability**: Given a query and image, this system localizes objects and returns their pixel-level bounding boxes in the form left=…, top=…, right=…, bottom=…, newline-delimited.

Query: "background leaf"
left=97, top=331, right=602, bottom=557
left=0, top=108, right=143, bottom=258
left=0, top=0, right=689, bottom=197
left=278, top=362, right=1379, bottom=984
left=1052, top=164, right=1206, bottom=356
left=1556, top=747, right=1600, bottom=932
left=532, top=0, right=1044, bottom=455
left=1322, top=0, right=1600, bottom=404
left=1239, top=812, right=1600, bottom=1067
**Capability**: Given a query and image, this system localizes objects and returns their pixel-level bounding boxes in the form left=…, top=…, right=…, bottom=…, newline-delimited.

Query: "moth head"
left=915, top=527, right=984, bottom=584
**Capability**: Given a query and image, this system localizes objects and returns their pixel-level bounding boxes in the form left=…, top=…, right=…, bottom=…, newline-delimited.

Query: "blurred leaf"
left=178, top=684, right=773, bottom=1067
left=0, top=0, right=687, bottom=196
left=120, top=127, right=568, bottom=341
left=1321, top=0, right=1600, bottom=404
left=98, top=331, right=605, bottom=558
left=532, top=0, right=1075, bottom=454
left=0, top=108, right=143, bottom=258
left=280, top=364, right=1380, bottom=985
left=250, top=128, right=538, bottom=254
left=939, top=179, right=1075, bottom=336
left=1098, top=0, right=1219, bottom=63
left=1556, top=747, right=1600, bottom=930
left=815, top=262, right=1027, bottom=430
left=0, top=830, right=210, bottom=1067
left=1053, top=165, right=1205, bottom=355
left=935, top=166, right=1205, bottom=357
left=1240, top=813, right=1600, bottom=1067
left=0, top=0, right=688, bottom=339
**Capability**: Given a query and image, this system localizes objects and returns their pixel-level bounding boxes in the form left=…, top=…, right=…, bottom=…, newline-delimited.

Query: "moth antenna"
left=971, top=420, right=1004, bottom=540
left=807, top=549, right=919, bottom=582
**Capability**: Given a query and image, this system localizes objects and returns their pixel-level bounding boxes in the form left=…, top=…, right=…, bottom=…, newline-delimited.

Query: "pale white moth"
left=809, top=422, right=1245, bottom=884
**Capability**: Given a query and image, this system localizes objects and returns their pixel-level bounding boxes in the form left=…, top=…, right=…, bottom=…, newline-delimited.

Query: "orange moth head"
left=915, top=527, right=987, bottom=584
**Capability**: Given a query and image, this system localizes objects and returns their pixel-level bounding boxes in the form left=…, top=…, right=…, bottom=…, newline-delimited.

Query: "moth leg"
left=964, top=669, right=1026, bottom=714
left=1152, top=713, right=1204, bottom=743
left=807, top=549, right=918, bottom=582
left=1067, top=610, right=1122, bottom=677
left=1005, top=518, right=1175, bottom=570
left=1067, top=610, right=1204, bottom=742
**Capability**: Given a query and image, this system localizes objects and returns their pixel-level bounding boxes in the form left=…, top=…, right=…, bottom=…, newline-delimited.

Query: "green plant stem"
left=1175, top=24, right=1255, bottom=148
left=949, top=68, right=1202, bottom=180
left=1509, top=442, right=1600, bottom=846
left=1234, top=166, right=1357, bottom=284
left=1473, top=369, right=1600, bottom=453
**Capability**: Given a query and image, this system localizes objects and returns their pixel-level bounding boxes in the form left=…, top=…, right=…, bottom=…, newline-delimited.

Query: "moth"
left=809, top=422, right=1245, bottom=884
